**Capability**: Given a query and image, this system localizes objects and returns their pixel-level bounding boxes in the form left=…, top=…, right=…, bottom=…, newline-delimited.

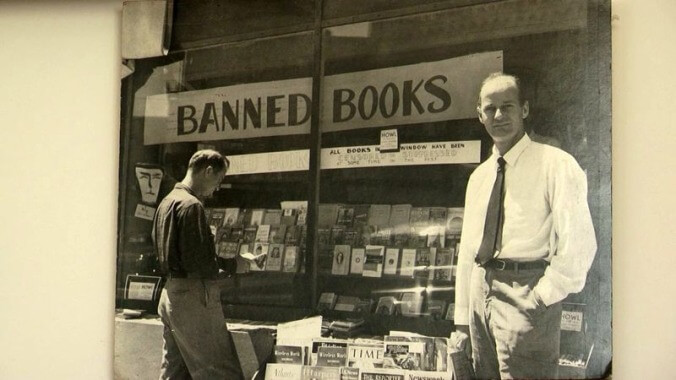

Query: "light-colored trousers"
left=157, top=278, right=244, bottom=380
left=469, top=264, right=562, bottom=379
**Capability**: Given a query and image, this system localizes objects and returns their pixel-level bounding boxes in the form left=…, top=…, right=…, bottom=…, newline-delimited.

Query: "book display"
left=264, top=331, right=456, bottom=380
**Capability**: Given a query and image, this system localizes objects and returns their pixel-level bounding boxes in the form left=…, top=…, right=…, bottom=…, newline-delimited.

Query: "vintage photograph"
left=114, top=1, right=611, bottom=379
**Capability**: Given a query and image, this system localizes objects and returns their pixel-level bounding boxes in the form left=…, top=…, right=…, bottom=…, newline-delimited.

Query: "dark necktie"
left=476, top=157, right=506, bottom=265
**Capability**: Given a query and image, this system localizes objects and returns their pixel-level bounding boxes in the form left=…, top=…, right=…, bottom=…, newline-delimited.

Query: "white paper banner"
left=144, top=51, right=502, bottom=144
left=226, top=149, right=310, bottom=176
left=144, top=78, right=313, bottom=145
left=321, top=51, right=503, bottom=132
left=321, top=141, right=481, bottom=170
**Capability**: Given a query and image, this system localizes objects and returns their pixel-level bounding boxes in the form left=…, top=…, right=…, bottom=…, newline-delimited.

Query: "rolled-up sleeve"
left=534, top=157, right=597, bottom=306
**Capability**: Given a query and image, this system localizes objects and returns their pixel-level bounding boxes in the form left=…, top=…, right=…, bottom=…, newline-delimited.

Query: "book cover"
left=343, top=227, right=361, bottom=247
left=273, top=345, right=304, bottom=364
left=352, top=204, right=370, bottom=228
left=425, top=300, right=447, bottom=320
left=318, top=203, right=342, bottom=227
left=444, top=303, right=455, bottom=321
left=336, top=205, right=355, bottom=227
left=361, top=225, right=377, bottom=246
left=264, top=363, right=303, bottom=380
left=249, top=242, right=269, bottom=271
left=239, top=208, right=252, bottom=226
left=317, top=292, right=338, bottom=312
left=208, top=208, right=226, bottom=228
left=347, top=340, right=384, bottom=368
left=284, top=225, right=300, bottom=245
left=282, top=246, right=300, bottom=273
left=388, top=204, right=412, bottom=229
left=362, top=245, right=385, bottom=278
left=375, top=228, right=393, bottom=246
left=383, top=248, right=400, bottom=276
left=316, top=345, right=348, bottom=367
left=405, top=371, right=452, bottom=380
left=367, top=204, right=391, bottom=227
left=375, top=296, right=397, bottom=316
left=353, top=299, right=374, bottom=314
left=264, top=209, right=283, bottom=225
left=265, top=243, right=285, bottom=271
left=330, top=225, right=346, bottom=245
left=409, top=207, right=430, bottom=227
left=331, top=245, right=352, bottom=275
left=334, top=295, right=361, bottom=312
left=433, top=247, right=454, bottom=281
left=429, top=207, right=448, bottom=226
left=383, top=337, right=426, bottom=371
left=269, top=224, right=287, bottom=244
left=350, top=248, right=365, bottom=275
left=217, top=241, right=240, bottom=259
left=399, top=249, right=417, bottom=277
left=445, top=207, right=464, bottom=235
left=223, top=207, right=240, bottom=227
left=433, top=337, right=449, bottom=372
left=250, top=208, right=266, bottom=227
left=280, top=200, right=308, bottom=225
left=359, top=368, right=405, bottom=380
left=317, top=228, right=331, bottom=247
left=281, top=208, right=298, bottom=225
left=215, top=227, right=232, bottom=243
left=310, top=338, right=350, bottom=366
left=400, top=292, right=424, bottom=317
left=392, top=227, right=411, bottom=248
left=414, top=248, right=432, bottom=279
left=243, top=226, right=258, bottom=243
left=408, top=228, right=428, bottom=248
left=426, top=226, right=445, bottom=248
left=255, top=224, right=271, bottom=242
left=340, top=367, right=360, bottom=380
left=301, top=366, right=340, bottom=380
left=230, top=226, right=244, bottom=242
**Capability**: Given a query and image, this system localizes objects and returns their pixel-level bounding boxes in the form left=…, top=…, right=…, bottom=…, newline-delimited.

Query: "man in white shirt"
left=453, top=73, right=597, bottom=379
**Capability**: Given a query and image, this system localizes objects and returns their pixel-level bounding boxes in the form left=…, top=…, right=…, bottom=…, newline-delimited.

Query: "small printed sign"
left=379, top=129, right=399, bottom=152
left=134, top=204, right=156, bottom=221
left=561, top=310, right=584, bottom=332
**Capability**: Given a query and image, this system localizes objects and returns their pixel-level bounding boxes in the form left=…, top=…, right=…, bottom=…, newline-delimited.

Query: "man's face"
left=200, top=166, right=227, bottom=197
left=477, top=77, right=529, bottom=152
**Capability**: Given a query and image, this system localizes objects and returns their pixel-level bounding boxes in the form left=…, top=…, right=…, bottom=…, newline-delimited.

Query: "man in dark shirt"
left=152, top=149, right=243, bottom=380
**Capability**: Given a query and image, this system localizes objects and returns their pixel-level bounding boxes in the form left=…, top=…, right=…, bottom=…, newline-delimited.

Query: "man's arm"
left=533, top=155, right=597, bottom=306
left=178, top=203, right=219, bottom=278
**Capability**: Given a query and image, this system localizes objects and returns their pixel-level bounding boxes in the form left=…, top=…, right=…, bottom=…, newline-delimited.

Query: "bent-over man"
left=152, top=149, right=243, bottom=380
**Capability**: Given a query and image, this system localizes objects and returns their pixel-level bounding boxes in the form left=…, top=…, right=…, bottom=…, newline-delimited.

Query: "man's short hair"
left=187, top=149, right=229, bottom=174
left=479, top=72, right=524, bottom=105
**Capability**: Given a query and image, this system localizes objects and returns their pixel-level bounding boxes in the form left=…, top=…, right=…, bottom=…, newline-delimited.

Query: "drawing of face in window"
left=135, top=165, right=164, bottom=205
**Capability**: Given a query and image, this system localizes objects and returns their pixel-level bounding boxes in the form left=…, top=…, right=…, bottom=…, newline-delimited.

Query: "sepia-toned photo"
left=115, top=1, right=611, bottom=379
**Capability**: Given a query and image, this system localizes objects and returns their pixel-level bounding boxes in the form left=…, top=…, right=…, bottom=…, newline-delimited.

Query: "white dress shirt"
left=454, top=134, right=597, bottom=325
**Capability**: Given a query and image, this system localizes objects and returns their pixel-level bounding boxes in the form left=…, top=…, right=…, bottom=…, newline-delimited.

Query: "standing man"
left=152, top=149, right=244, bottom=380
left=453, top=73, right=597, bottom=379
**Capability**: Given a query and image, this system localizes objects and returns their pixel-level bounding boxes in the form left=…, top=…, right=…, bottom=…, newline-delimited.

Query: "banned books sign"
left=143, top=51, right=502, bottom=145
left=321, top=141, right=481, bottom=169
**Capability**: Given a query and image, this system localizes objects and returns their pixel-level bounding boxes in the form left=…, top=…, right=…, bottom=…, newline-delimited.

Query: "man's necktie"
left=476, top=157, right=506, bottom=265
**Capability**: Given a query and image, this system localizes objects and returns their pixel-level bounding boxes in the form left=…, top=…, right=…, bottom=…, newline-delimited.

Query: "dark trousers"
left=469, top=263, right=562, bottom=379
left=157, top=278, right=244, bottom=380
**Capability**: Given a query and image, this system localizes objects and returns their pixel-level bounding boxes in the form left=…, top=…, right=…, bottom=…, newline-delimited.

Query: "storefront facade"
left=117, top=0, right=610, bottom=377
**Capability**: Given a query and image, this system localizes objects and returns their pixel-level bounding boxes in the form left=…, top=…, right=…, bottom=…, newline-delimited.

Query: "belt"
left=480, top=258, right=549, bottom=271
